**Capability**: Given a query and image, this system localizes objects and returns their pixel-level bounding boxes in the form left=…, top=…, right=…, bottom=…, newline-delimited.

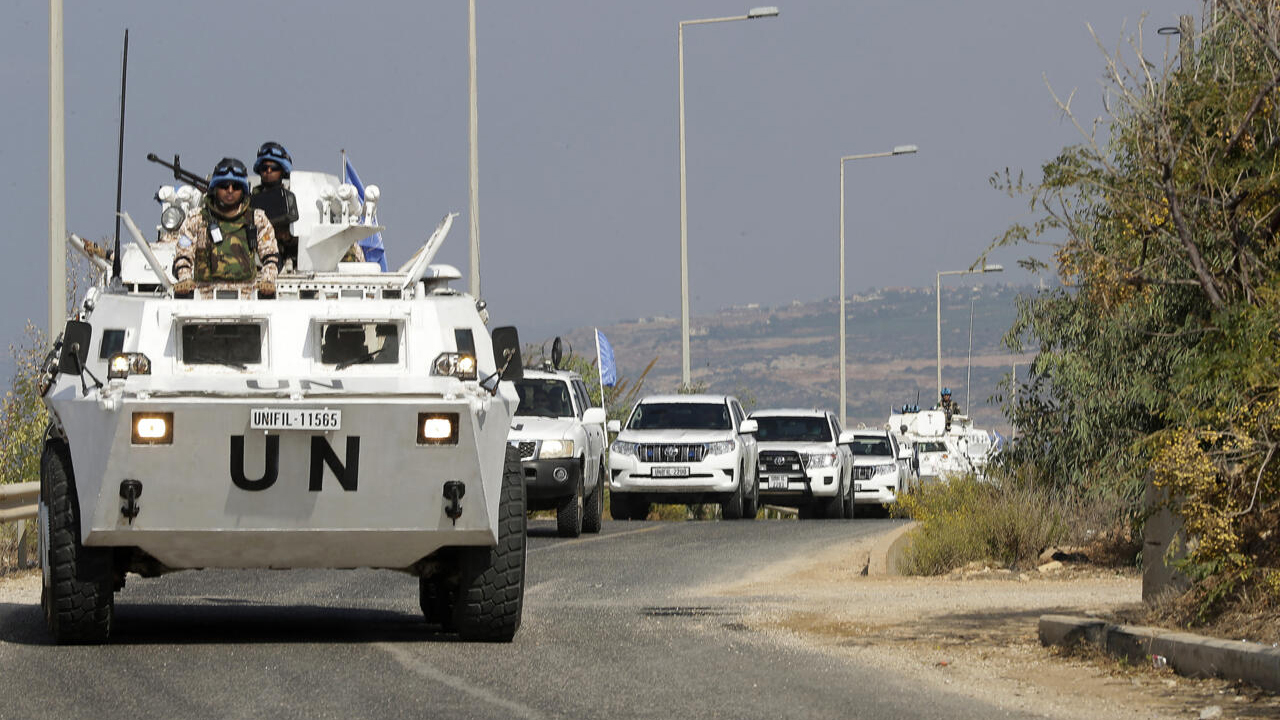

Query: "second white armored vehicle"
left=38, top=163, right=526, bottom=643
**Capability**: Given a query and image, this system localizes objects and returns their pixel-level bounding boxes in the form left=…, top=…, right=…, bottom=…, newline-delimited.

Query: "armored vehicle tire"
left=797, top=504, right=817, bottom=520
left=556, top=471, right=584, bottom=538
left=40, top=441, right=115, bottom=644
left=721, top=477, right=745, bottom=520
left=418, top=577, right=455, bottom=632
left=452, top=445, right=526, bottom=642
left=583, top=466, right=604, bottom=534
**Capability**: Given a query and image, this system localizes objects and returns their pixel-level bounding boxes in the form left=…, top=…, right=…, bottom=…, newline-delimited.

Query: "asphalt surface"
left=0, top=518, right=1045, bottom=720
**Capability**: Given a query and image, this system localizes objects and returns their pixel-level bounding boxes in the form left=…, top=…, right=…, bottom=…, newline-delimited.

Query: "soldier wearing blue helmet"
left=172, top=157, right=280, bottom=297
left=251, top=141, right=300, bottom=269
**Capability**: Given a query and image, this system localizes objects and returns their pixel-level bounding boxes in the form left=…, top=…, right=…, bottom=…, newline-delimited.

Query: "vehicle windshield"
left=849, top=437, right=893, bottom=456
left=916, top=441, right=948, bottom=454
left=181, top=322, right=262, bottom=366
left=754, top=416, right=831, bottom=442
left=514, top=378, right=574, bottom=417
left=319, top=322, right=399, bottom=368
left=627, top=402, right=731, bottom=431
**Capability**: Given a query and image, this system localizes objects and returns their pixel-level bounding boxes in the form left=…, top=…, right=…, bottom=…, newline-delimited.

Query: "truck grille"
left=515, top=441, right=537, bottom=460
left=637, top=443, right=706, bottom=463
left=854, top=466, right=874, bottom=480
left=759, top=450, right=804, bottom=474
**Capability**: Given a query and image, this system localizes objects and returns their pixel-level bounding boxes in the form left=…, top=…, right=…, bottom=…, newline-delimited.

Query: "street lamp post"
left=838, top=144, right=916, bottom=425
left=936, top=264, right=1003, bottom=402
left=679, top=6, right=779, bottom=388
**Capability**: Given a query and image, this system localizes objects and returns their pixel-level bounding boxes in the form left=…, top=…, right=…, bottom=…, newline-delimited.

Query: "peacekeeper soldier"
left=250, top=141, right=300, bottom=270
left=939, top=387, right=960, bottom=431
left=172, top=158, right=280, bottom=298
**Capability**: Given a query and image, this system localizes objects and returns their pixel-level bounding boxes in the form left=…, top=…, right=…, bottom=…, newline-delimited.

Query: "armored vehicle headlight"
left=539, top=439, right=573, bottom=459
left=161, top=205, right=185, bottom=231
left=418, top=412, right=460, bottom=445
left=108, top=352, right=152, bottom=380
left=132, top=412, right=173, bottom=445
left=805, top=452, right=837, bottom=468
left=432, top=352, right=478, bottom=380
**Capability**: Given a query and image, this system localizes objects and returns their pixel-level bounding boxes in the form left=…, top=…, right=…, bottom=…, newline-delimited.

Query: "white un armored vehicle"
left=37, top=160, right=526, bottom=644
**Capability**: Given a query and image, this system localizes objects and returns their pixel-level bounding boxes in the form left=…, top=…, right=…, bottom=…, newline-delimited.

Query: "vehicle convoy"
left=886, top=406, right=993, bottom=483
left=508, top=365, right=607, bottom=537
left=37, top=160, right=526, bottom=644
left=748, top=409, right=854, bottom=519
left=847, top=428, right=912, bottom=509
left=607, top=394, right=759, bottom=520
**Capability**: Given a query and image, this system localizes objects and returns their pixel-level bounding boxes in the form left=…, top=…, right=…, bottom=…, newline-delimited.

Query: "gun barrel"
left=146, top=152, right=208, bottom=191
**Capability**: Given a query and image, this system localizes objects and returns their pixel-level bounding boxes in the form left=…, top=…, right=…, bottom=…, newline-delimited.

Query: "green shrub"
left=892, top=475, right=1073, bottom=575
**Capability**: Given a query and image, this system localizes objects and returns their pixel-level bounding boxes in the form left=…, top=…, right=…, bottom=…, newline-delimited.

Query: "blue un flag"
left=595, top=329, right=616, bottom=387
left=344, top=158, right=388, bottom=271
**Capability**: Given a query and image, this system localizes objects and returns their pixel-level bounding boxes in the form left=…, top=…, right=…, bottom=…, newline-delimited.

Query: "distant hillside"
left=544, top=284, right=1037, bottom=434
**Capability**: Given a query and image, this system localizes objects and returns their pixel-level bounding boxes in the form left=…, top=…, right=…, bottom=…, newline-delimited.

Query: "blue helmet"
left=941, top=387, right=952, bottom=396
left=253, top=141, right=292, bottom=177
left=208, top=157, right=250, bottom=194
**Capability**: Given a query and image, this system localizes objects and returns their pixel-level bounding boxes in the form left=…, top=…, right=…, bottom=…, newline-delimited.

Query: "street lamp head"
left=982, top=264, right=1004, bottom=273
left=891, top=144, right=919, bottom=155
left=747, top=6, right=780, bottom=18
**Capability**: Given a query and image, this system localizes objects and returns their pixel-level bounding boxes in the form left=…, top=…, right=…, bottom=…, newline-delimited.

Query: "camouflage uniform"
left=173, top=197, right=279, bottom=287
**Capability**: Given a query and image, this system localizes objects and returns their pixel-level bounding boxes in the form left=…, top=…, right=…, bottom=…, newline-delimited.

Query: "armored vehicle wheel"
left=419, top=576, right=456, bottom=631
left=583, top=466, right=604, bottom=534
left=798, top=504, right=817, bottom=520
left=40, top=441, right=114, bottom=644
left=453, top=445, right=525, bottom=642
left=721, top=472, right=745, bottom=520
left=556, top=471, right=584, bottom=538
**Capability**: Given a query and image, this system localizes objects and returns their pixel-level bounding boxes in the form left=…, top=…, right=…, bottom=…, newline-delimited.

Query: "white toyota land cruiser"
left=749, top=408, right=855, bottom=519
left=508, top=366, right=607, bottom=537
left=606, top=394, right=758, bottom=520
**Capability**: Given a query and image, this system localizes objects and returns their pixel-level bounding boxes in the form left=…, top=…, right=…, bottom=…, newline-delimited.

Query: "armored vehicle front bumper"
left=46, top=382, right=516, bottom=571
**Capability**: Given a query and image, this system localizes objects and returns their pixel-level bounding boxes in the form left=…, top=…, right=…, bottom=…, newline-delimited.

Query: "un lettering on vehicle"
left=230, top=434, right=359, bottom=492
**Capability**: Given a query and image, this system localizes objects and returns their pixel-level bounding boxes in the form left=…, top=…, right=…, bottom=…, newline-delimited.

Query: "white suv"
left=508, top=368, right=607, bottom=537
left=848, top=429, right=912, bottom=508
left=607, top=394, right=758, bottom=520
left=749, top=409, right=854, bottom=519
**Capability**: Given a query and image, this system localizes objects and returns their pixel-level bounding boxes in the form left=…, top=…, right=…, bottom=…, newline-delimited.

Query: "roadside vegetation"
left=967, top=3, right=1279, bottom=630
left=1, top=324, right=48, bottom=573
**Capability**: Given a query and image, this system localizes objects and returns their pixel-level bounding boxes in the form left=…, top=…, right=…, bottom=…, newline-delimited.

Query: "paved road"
left=0, top=518, right=1041, bottom=720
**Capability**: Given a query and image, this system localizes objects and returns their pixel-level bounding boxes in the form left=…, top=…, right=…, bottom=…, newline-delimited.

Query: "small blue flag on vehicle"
left=343, top=157, right=387, bottom=271
left=595, top=329, right=616, bottom=387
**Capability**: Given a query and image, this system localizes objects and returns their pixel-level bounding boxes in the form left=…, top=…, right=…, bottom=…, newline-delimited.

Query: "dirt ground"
left=703, top=536, right=1280, bottom=720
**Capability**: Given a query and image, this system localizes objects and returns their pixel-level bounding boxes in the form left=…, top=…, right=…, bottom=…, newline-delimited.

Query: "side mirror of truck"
left=58, top=320, right=92, bottom=374
left=582, top=408, right=606, bottom=425
left=607, top=419, right=621, bottom=433
left=490, top=326, right=523, bottom=381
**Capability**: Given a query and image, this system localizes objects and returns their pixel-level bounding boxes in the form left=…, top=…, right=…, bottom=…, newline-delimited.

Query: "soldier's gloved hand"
left=256, top=279, right=276, bottom=298
left=173, top=279, right=194, bottom=298
left=83, top=240, right=109, bottom=260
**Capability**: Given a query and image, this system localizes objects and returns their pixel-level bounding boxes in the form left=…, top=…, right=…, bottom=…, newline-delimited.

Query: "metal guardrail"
left=0, top=482, right=39, bottom=523
left=1, top=482, right=39, bottom=569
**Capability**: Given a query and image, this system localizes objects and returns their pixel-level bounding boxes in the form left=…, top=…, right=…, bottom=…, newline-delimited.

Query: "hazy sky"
left=1, top=0, right=1206, bottom=361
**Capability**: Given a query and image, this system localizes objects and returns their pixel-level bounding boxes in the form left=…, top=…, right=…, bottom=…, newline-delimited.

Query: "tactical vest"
left=195, top=202, right=258, bottom=283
